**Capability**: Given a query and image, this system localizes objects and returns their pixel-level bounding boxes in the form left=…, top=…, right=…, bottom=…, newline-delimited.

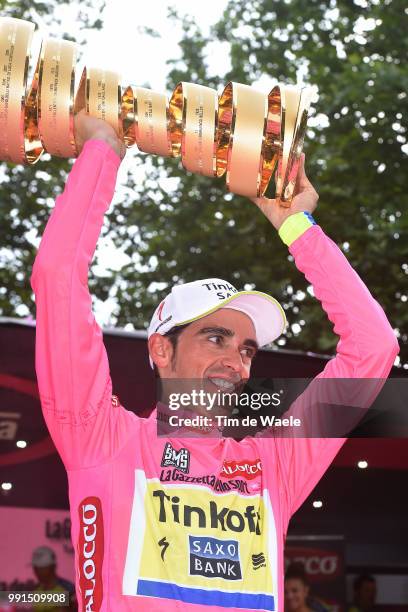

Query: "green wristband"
left=278, top=211, right=317, bottom=246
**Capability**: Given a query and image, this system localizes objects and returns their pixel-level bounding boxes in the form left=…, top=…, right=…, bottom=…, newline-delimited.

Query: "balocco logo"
left=78, top=496, right=104, bottom=611
left=220, top=459, right=262, bottom=480
left=286, top=547, right=341, bottom=582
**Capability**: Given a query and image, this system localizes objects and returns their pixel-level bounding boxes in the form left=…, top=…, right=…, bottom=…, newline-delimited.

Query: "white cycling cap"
left=147, top=278, right=287, bottom=368
left=31, top=546, right=56, bottom=567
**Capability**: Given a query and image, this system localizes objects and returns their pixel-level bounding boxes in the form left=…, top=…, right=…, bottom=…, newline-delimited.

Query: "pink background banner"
left=0, top=507, right=75, bottom=590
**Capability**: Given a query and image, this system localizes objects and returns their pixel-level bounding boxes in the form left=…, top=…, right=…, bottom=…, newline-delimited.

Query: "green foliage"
left=0, top=0, right=105, bottom=31
left=208, top=0, right=408, bottom=362
left=108, top=1, right=408, bottom=364
left=0, top=0, right=105, bottom=316
left=1, top=0, right=407, bottom=367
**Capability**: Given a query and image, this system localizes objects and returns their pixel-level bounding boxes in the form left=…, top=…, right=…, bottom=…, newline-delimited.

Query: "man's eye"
left=208, top=335, right=222, bottom=344
left=241, top=347, right=255, bottom=359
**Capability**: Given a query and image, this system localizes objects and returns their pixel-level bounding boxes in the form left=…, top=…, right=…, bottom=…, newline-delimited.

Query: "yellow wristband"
left=278, top=211, right=317, bottom=246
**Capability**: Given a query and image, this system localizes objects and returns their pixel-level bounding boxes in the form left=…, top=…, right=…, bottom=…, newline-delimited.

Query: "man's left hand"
left=250, top=153, right=319, bottom=230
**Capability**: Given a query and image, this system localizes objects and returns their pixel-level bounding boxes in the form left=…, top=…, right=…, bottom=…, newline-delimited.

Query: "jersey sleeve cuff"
left=278, top=211, right=317, bottom=246
left=82, top=138, right=122, bottom=168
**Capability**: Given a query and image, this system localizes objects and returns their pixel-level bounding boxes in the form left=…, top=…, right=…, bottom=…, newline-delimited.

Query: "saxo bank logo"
left=189, top=535, right=242, bottom=580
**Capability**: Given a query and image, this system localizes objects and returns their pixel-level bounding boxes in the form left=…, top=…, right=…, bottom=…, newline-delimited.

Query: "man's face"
left=33, top=564, right=55, bottom=584
left=152, top=308, right=258, bottom=389
left=356, top=580, right=376, bottom=610
left=284, top=578, right=309, bottom=611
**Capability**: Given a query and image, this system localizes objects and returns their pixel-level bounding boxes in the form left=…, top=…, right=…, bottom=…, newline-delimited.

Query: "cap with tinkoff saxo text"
left=147, top=278, right=287, bottom=368
left=31, top=546, right=56, bottom=568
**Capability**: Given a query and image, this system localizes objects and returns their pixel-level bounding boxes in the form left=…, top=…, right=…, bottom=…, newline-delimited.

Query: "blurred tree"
left=207, top=0, right=408, bottom=360
left=0, top=0, right=104, bottom=30
left=107, top=1, right=408, bottom=365
left=1, top=0, right=407, bottom=367
left=0, top=0, right=105, bottom=317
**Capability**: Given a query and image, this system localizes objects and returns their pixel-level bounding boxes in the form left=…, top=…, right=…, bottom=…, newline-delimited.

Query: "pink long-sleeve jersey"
left=31, top=140, right=399, bottom=611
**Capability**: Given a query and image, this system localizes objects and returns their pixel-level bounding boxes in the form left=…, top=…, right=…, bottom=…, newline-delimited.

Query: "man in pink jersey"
left=31, top=112, right=398, bottom=612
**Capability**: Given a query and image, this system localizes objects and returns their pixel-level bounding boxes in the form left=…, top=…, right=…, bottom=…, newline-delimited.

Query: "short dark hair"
left=152, top=323, right=191, bottom=375
left=353, top=574, right=376, bottom=592
left=165, top=324, right=190, bottom=352
left=285, top=562, right=309, bottom=586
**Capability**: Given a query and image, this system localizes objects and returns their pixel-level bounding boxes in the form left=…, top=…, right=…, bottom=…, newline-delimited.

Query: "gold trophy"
left=0, top=17, right=313, bottom=205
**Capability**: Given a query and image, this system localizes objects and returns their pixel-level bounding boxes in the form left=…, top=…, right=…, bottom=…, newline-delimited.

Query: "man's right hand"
left=250, top=153, right=318, bottom=231
left=74, top=109, right=126, bottom=160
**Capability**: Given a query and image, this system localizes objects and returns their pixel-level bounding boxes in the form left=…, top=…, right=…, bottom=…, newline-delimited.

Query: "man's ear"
left=148, top=333, right=173, bottom=369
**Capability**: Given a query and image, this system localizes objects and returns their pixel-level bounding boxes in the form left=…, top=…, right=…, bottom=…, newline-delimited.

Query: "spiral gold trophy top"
left=0, top=16, right=313, bottom=205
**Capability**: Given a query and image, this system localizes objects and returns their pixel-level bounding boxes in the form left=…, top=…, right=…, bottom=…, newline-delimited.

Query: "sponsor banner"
left=285, top=536, right=346, bottom=612
left=220, top=459, right=262, bottom=480
left=0, top=507, right=74, bottom=590
left=160, top=467, right=255, bottom=495
left=77, top=497, right=104, bottom=612
left=189, top=535, right=242, bottom=580
left=123, top=470, right=277, bottom=610
left=161, top=442, right=190, bottom=473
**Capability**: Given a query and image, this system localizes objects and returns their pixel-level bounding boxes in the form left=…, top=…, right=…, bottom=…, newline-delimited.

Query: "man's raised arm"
left=30, top=112, right=128, bottom=469
left=252, top=155, right=399, bottom=517
left=252, top=154, right=399, bottom=384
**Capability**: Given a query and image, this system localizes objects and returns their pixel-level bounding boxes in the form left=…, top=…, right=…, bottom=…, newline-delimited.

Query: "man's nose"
left=220, top=347, right=245, bottom=375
